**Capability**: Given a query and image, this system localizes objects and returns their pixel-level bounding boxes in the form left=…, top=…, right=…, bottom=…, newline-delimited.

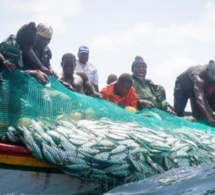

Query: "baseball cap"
left=78, top=46, right=89, bottom=54
left=37, top=23, right=53, bottom=39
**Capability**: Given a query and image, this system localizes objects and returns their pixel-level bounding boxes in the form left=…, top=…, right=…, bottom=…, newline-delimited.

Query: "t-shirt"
left=176, top=65, right=208, bottom=90
left=23, top=45, right=52, bottom=70
left=34, top=46, right=52, bottom=69
left=75, top=60, right=98, bottom=86
left=100, top=82, right=137, bottom=108
left=0, top=35, right=23, bottom=69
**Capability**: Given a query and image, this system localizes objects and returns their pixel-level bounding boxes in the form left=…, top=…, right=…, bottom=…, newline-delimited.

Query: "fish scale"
left=110, top=145, right=127, bottom=155
left=23, top=127, right=43, bottom=160
left=110, top=152, right=127, bottom=162
left=95, top=152, right=109, bottom=161
left=97, top=139, right=115, bottom=147
left=106, top=134, right=126, bottom=141
left=41, top=142, right=63, bottom=165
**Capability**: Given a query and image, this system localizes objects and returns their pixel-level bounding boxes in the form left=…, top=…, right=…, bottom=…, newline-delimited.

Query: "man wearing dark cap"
left=0, top=22, right=48, bottom=84
left=174, top=60, right=215, bottom=126
left=131, top=56, right=175, bottom=114
left=75, top=46, right=99, bottom=92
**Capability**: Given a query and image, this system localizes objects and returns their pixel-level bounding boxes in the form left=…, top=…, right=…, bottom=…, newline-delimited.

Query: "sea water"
left=105, top=163, right=215, bottom=195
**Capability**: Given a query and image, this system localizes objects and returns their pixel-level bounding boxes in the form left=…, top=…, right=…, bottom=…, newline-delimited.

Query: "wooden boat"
left=0, top=142, right=100, bottom=195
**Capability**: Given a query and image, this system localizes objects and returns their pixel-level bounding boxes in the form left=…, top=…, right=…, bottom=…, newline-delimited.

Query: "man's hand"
left=207, top=117, right=215, bottom=126
left=49, top=68, right=58, bottom=78
left=4, top=60, right=16, bottom=72
left=40, top=66, right=51, bottom=75
left=139, top=99, right=154, bottom=108
left=26, top=70, right=49, bottom=84
left=66, top=84, right=75, bottom=91
left=58, top=79, right=75, bottom=91
left=167, top=106, right=177, bottom=115
left=183, top=116, right=197, bottom=122
left=92, top=92, right=102, bottom=98
left=34, top=70, right=49, bottom=84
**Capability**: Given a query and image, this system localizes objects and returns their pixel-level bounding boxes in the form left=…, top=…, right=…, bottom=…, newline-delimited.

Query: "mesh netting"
left=1, top=70, right=215, bottom=191
left=0, top=70, right=213, bottom=130
left=0, top=70, right=143, bottom=124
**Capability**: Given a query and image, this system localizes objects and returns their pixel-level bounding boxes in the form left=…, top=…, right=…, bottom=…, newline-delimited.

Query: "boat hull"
left=0, top=142, right=99, bottom=195
left=0, top=167, right=98, bottom=194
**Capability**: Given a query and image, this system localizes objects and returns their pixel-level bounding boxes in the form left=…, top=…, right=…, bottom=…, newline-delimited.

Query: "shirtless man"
left=60, top=53, right=100, bottom=97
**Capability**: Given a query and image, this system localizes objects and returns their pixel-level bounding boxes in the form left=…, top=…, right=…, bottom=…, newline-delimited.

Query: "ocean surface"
left=105, top=163, right=215, bottom=195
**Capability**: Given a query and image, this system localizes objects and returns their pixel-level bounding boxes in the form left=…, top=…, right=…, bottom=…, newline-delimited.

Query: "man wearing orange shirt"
left=100, top=73, right=137, bottom=109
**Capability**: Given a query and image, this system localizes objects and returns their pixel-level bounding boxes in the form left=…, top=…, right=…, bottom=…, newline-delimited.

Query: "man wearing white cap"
left=23, top=23, right=56, bottom=76
left=75, top=46, right=99, bottom=92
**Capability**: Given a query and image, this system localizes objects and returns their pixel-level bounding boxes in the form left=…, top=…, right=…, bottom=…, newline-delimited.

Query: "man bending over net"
left=0, top=22, right=48, bottom=84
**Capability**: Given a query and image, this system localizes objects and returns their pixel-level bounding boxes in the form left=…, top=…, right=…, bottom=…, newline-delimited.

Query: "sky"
left=1, top=0, right=215, bottom=111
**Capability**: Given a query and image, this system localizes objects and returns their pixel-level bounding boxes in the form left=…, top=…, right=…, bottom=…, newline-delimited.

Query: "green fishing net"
left=1, top=70, right=215, bottom=191
left=0, top=70, right=213, bottom=130
left=0, top=70, right=142, bottom=124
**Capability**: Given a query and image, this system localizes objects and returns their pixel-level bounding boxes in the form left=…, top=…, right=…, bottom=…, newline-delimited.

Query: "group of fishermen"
left=1, top=22, right=215, bottom=126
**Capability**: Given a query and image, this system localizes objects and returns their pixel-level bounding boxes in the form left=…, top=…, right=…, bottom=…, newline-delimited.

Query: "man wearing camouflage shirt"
left=131, top=56, right=175, bottom=114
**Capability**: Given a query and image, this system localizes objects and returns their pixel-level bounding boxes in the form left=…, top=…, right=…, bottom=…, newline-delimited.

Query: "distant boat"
left=0, top=142, right=99, bottom=195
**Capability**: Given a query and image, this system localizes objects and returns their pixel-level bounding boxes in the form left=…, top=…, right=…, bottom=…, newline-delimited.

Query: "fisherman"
left=0, top=22, right=48, bottom=84
left=131, top=56, right=175, bottom=114
left=60, top=53, right=100, bottom=97
left=100, top=73, right=137, bottom=109
left=107, top=74, right=117, bottom=85
left=23, top=22, right=57, bottom=76
left=75, top=46, right=99, bottom=92
left=174, top=60, right=215, bottom=126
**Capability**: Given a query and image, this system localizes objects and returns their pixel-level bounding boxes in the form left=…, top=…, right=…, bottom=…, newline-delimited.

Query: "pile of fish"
left=1, top=116, right=215, bottom=185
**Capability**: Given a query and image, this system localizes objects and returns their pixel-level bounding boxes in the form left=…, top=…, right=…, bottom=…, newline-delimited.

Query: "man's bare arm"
left=23, top=49, right=50, bottom=75
left=77, top=72, right=100, bottom=97
left=192, top=75, right=215, bottom=125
